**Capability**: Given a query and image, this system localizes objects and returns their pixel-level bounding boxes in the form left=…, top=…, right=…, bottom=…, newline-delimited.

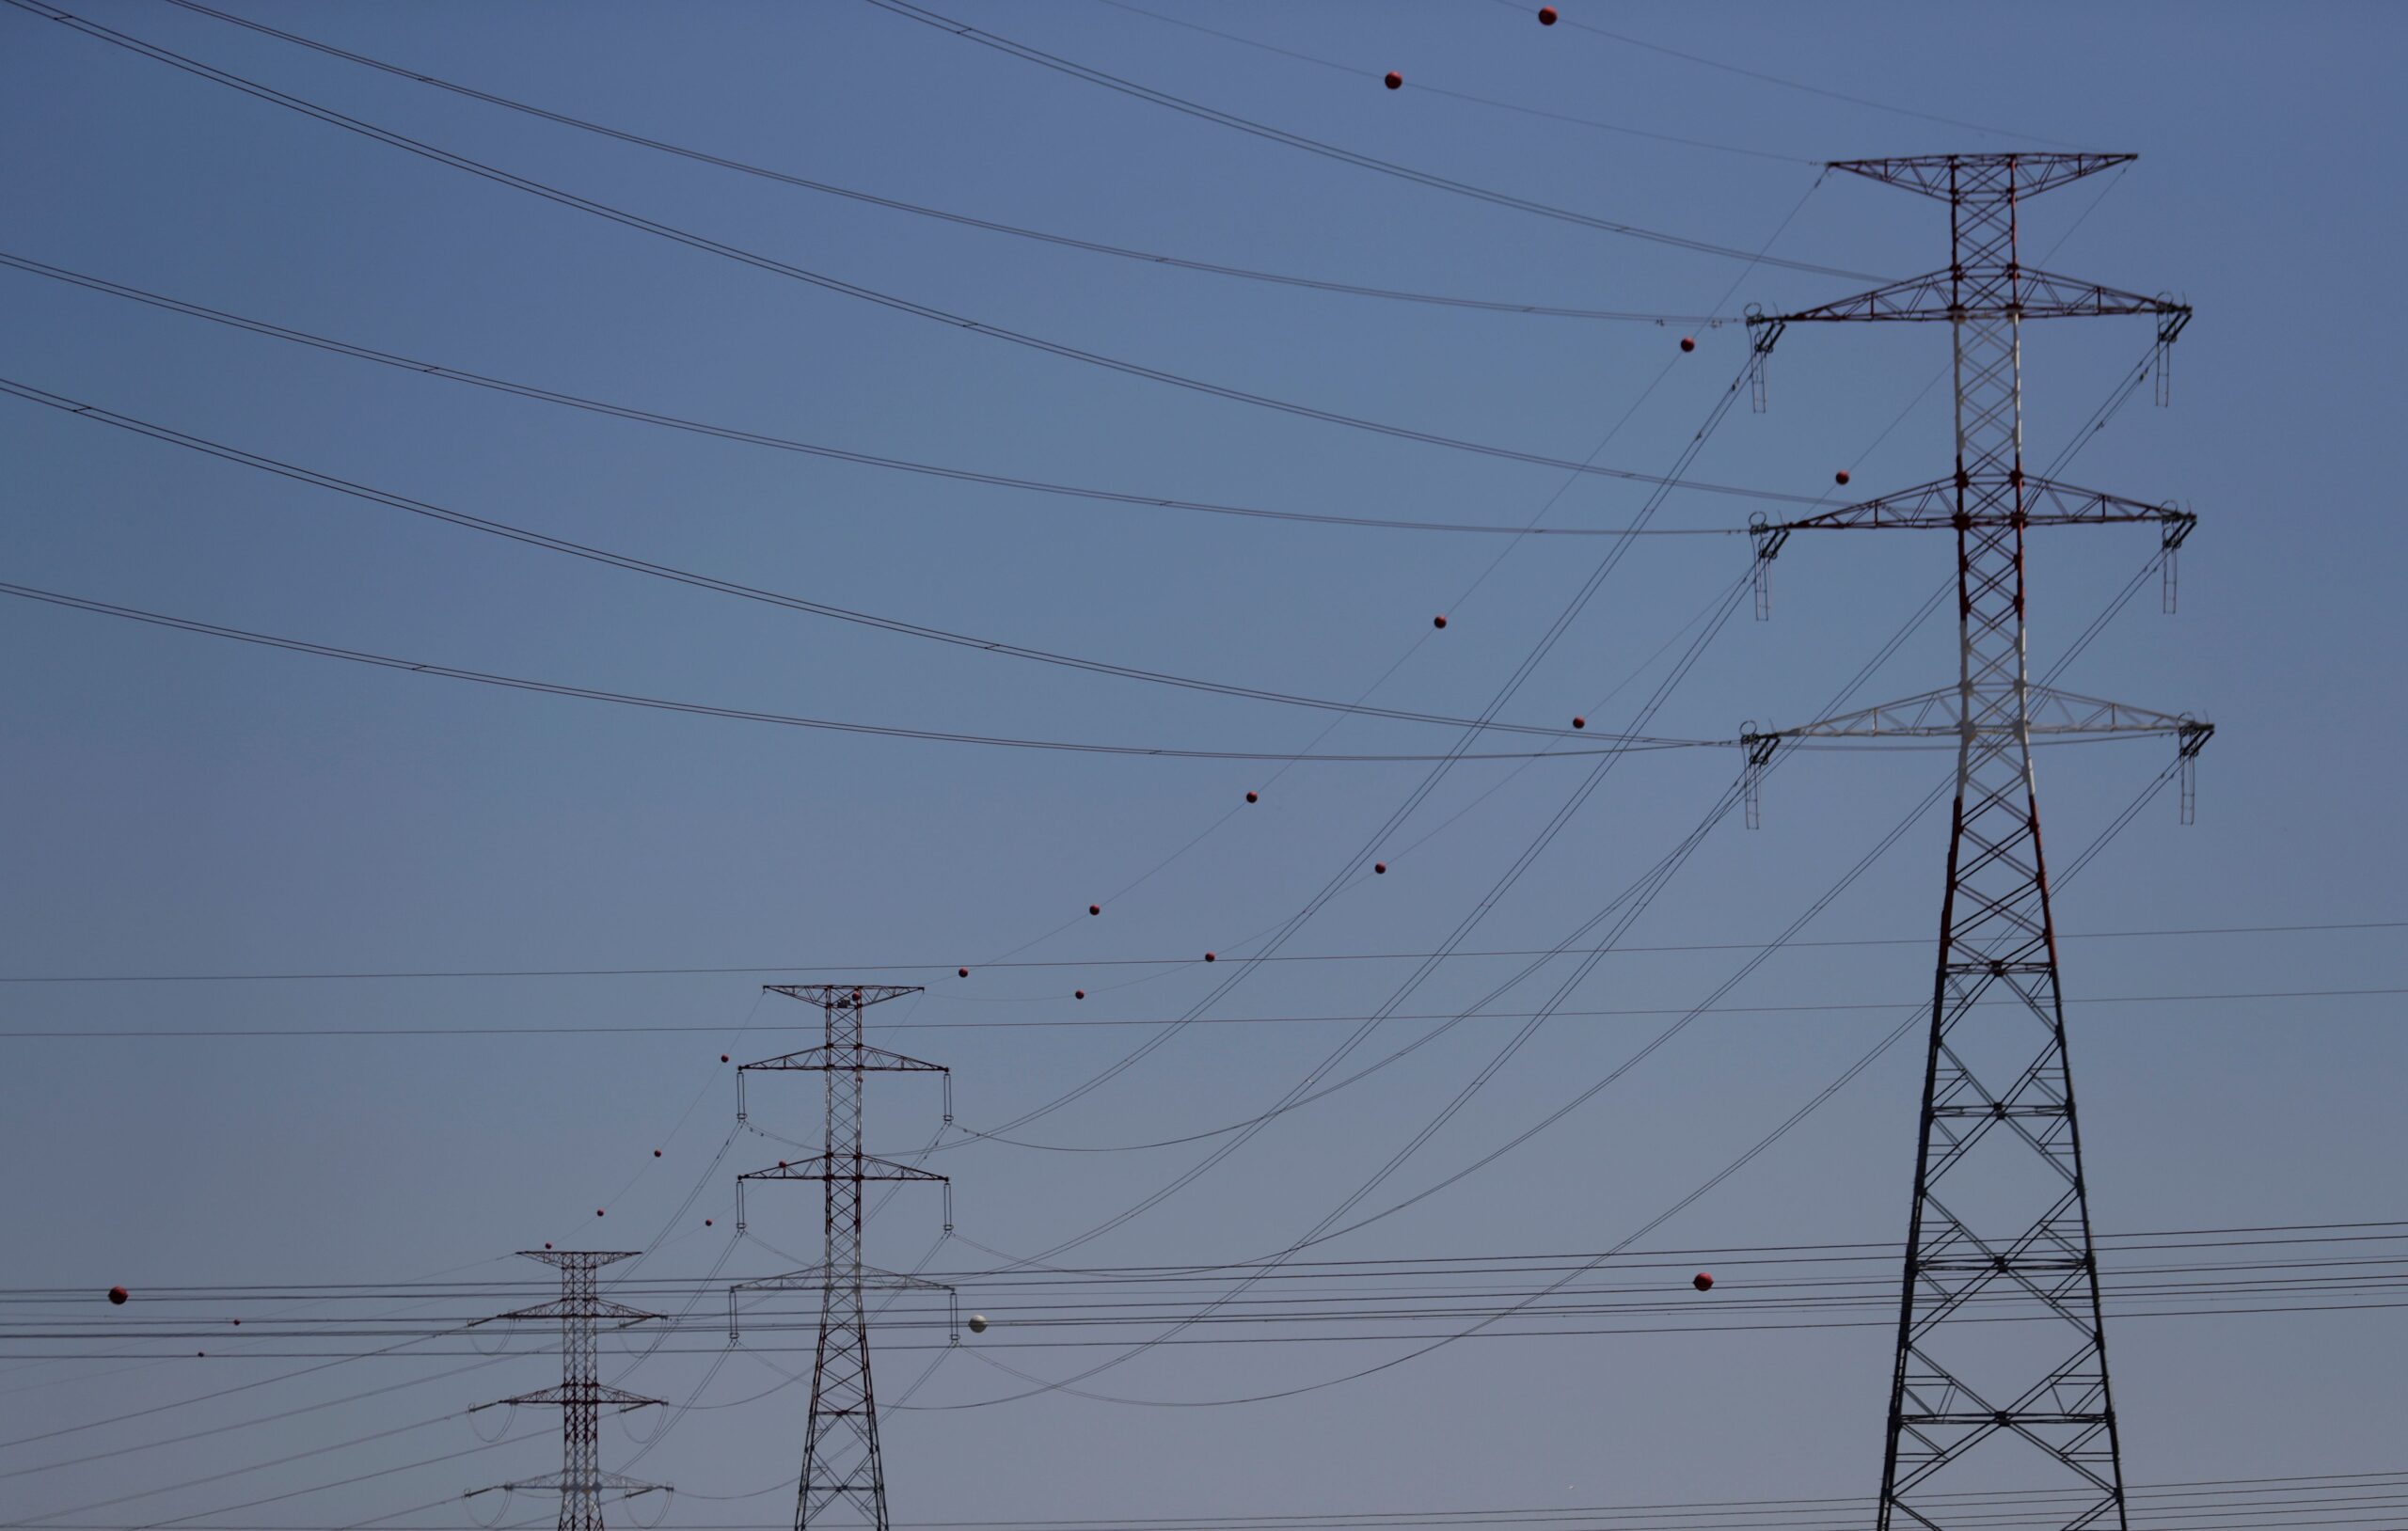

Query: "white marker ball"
left=966, top=1314, right=989, bottom=1334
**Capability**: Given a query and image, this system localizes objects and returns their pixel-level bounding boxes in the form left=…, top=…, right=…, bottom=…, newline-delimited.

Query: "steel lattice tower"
left=734, top=986, right=950, bottom=1531
left=468, top=1250, right=667, bottom=1531
left=1742, top=154, right=2207, bottom=1531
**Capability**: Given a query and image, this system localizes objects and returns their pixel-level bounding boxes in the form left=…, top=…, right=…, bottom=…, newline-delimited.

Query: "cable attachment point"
left=1743, top=305, right=1785, bottom=414
left=2158, top=502, right=2196, bottom=614
left=1749, top=513, right=1792, bottom=621
left=2154, top=299, right=2192, bottom=406
left=1740, top=724, right=1779, bottom=829
left=2177, top=718, right=2213, bottom=825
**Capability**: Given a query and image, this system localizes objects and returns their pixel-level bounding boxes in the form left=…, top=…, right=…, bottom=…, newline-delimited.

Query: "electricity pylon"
left=1742, top=154, right=2206, bottom=1531
left=467, top=1250, right=667, bottom=1531
left=734, top=985, right=950, bottom=1531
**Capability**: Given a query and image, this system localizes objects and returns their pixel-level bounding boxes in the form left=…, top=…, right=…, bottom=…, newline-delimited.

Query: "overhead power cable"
left=1090, top=0, right=1819, bottom=166
left=857, top=0, right=1883, bottom=280
left=12, top=1222, right=2400, bottom=1300
left=912, top=757, right=2215, bottom=1410
left=156, top=0, right=1757, bottom=316
left=3, top=2, right=1826, bottom=503
left=0, top=254, right=1752, bottom=539
left=1497, top=0, right=2085, bottom=149
left=0, top=581, right=1714, bottom=765
left=0, top=376, right=1691, bottom=746
left=11, top=918, right=2371, bottom=986
left=3, top=986, right=2389, bottom=1041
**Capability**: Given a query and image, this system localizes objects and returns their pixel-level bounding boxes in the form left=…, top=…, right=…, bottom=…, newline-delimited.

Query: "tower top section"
left=1829, top=151, right=2134, bottom=201
left=765, top=984, right=922, bottom=1010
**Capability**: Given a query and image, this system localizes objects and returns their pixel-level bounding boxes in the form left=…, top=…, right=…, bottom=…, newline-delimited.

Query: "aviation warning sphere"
left=1693, top=1271, right=1715, bottom=1292
left=107, top=1286, right=128, bottom=1305
left=967, top=1314, right=990, bottom=1334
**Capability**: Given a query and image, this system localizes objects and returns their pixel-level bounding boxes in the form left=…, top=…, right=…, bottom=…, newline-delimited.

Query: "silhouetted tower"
left=734, top=985, right=949, bottom=1531
left=467, top=1250, right=666, bottom=1531
left=1743, top=154, right=2207, bottom=1531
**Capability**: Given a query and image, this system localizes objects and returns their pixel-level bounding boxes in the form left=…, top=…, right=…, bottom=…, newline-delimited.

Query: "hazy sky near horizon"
left=3, top=2, right=2403, bottom=1526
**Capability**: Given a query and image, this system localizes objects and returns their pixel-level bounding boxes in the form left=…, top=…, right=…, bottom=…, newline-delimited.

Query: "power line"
left=1497, top=0, right=2084, bottom=149
left=0, top=581, right=1718, bottom=765
left=0, top=253, right=1754, bottom=540
left=857, top=0, right=1883, bottom=279
left=7, top=919, right=2385, bottom=986
left=156, top=0, right=1778, bottom=311
left=3, top=2, right=1832, bottom=501
left=1090, top=0, right=1820, bottom=166
left=0, top=376, right=1707, bottom=746
left=14, top=1221, right=2401, bottom=1297
left=18, top=1465, right=2408, bottom=1531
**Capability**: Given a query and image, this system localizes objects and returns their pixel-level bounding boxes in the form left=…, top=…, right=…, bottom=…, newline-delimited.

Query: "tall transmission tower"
left=734, top=985, right=951, bottom=1531
left=467, top=1250, right=668, bottom=1531
left=1741, top=154, right=2208, bottom=1531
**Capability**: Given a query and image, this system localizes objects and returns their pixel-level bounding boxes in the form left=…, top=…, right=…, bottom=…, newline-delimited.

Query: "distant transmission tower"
left=733, top=985, right=951, bottom=1531
left=467, top=1250, right=667, bottom=1531
left=1741, top=154, right=2208, bottom=1531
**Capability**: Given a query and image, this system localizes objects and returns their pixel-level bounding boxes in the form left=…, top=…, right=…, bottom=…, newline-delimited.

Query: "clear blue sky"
left=3, top=2, right=2402, bottom=1526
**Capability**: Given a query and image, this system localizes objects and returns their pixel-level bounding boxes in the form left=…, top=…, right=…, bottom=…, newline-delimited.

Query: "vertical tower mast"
left=1740, top=154, right=2204, bottom=1531
left=735, top=985, right=948, bottom=1531
left=468, top=1250, right=666, bottom=1531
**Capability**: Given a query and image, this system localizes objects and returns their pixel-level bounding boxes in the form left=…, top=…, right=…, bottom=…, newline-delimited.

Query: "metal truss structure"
left=1743, top=154, right=2206, bottom=1531
left=736, top=986, right=950, bottom=1531
left=467, top=1251, right=666, bottom=1531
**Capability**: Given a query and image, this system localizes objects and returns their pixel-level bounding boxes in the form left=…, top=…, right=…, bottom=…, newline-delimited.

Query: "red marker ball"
left=107, top=1286, right=128, bottom=1306
left=1433, top=614, right=1448, bottom=629
left=546, top=1242, right=553, bottom=1250
left=705, top=1218, right=714, bottom=1226
left=1374, top=861, right=1388, bottom=875
left=1834, top=469, right=1851, bottom=486
left=1538, top=5, right=1558, bottom=22
left=958, top=967, right=970, bottom=978
left=1385, top=71, right=1402, bottom=89
left=1679, top=335, right=1696, bottom=353
left=1204, top=952, right=1216, bottom=963
left=1245, top=791, right=1259, bottom=803
left=653, top=1149, right=662, bottom=1158
left=721, top=1054, right=730, bottom=1063
left=1692, top=1271, right=1715, bottom=1291
left=596, top=1208, right=606, bottom=1217
left=1572, top=716, right=1586, bottom=730
left=197, top=1351, right=205, bottom=1357
left=231, top=1318, right=240, bottom=1325
left=1075, top=989, right=1086, bottom=1001
left=1089, top=905, right=1101, bottom=916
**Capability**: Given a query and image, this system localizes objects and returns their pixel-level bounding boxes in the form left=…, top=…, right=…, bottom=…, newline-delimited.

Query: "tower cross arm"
left=737, top=1152, right=948, bottom=1183
left=480, top=1297, right=657, bottom=1325
left=765, top=982, right=921, bottom=1008
left=734, top=1265, right=953, bottom=1294
left=478, top=1471, right=671, bottom=1495
left=1829, top=152, right=2135, bottom=199
left=486, top=1382, right=664, bottom=1411
left=1755, top=477, right=2194, bottom=538
left=1746, top=684, right=2206, bottom=744
left=739, top=1042, right=946, bottom=1073
left=1749, top=266, right=2184, bottom=328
